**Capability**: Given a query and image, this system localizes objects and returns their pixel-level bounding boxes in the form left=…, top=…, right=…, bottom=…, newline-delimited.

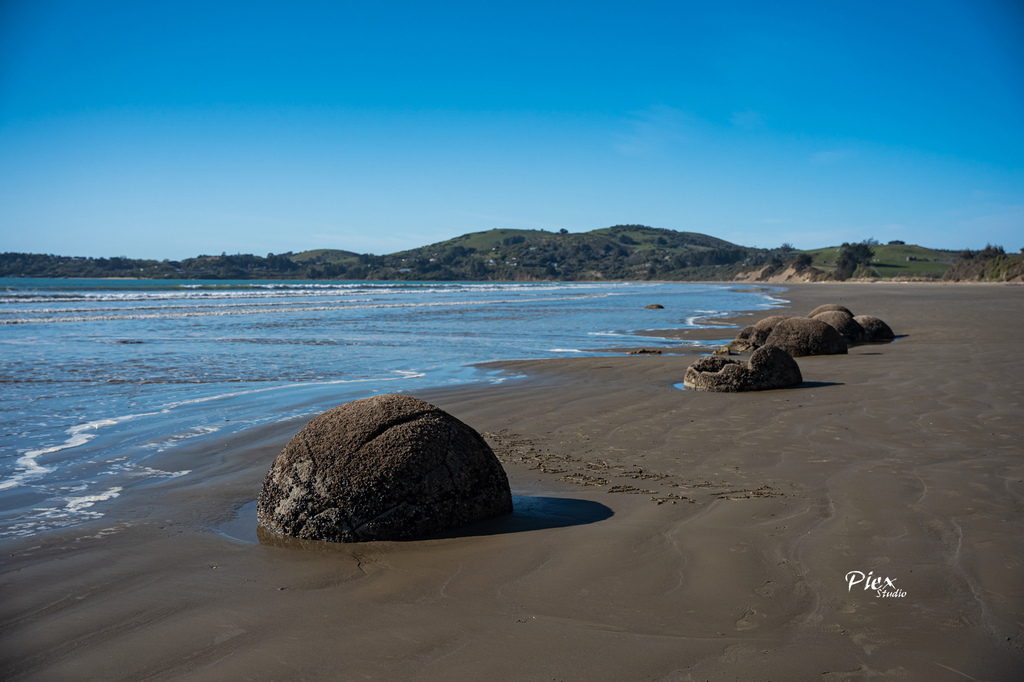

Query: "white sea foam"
left=2, top=486, right=127, bottom=539
left=156, top=370, right=428, bottom=412
left=0, top=280, right=616, bottom=308
left=63, top=487, right=123, bottom=515
left=0, top=414, right=157, bottom=491
left=0, top=294, right=612, bottom=325
left=142, top=425, right=222, bottom=452
left=114, top=463, right=191, bottom=478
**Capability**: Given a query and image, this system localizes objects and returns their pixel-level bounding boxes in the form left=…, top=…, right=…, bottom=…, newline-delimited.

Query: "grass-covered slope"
left=284, top=225, right=775, bottom=281
left=798, top=243, right=955, bottom=279
left=7, top=230, right=1013, bottom=282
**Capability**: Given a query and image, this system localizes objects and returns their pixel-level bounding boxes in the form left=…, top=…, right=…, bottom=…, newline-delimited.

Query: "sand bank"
left=2, top=283, right=1022, bottom=680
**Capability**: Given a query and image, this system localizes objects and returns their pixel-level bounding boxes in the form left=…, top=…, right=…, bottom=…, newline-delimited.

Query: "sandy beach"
left=2, top=282, right=1022, bottom=681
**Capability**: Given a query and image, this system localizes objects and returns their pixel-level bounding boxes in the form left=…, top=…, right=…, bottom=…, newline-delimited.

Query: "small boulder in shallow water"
left=257, top=394, right=513, bottom=542
left=644, top=304, right=665, bottom=309
left=683, top=345, right=802, bottom=392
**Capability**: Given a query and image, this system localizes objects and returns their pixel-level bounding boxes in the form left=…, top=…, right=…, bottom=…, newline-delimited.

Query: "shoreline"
left=2, top=282, right=1022, bottom=680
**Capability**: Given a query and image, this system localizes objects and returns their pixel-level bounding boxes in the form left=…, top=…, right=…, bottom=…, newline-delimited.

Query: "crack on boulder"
left=351, top=502, right=408, bottom=537
left=257, top=394, right=513, bottom=542
left=358, top=409, right=434, bottom=449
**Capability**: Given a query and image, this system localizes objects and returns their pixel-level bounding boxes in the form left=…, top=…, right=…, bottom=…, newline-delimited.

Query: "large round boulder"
left=747, top=345, right=803, bottom=388
left=720, top=325, right=756, bottom=353
left=763, top=317, right=848, bottom=356
left=854, top=315, right=895, bottom=342
left=811, top=309, right=866, bottom=344
left=748, top=315, right=788, bottom=348
left=684, top=346, right=802, bottom=392
left=684, top=355, right=751, bottom=392
left=257, top=394, right=513, bottom=542
left=808, top=303, right=853, bottom=317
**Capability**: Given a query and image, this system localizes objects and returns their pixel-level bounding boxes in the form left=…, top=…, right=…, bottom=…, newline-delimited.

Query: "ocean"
left=0, top=278, right=786, bottom=539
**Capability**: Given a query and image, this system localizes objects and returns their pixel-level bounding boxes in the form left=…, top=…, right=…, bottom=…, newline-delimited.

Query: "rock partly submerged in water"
left=257, top=394, right=513, bottom=542
left=644, top=304, right=665, bottom=309
left=763, top=317, right=848, bottom=357
left=684, top=345, right=803, bottom=392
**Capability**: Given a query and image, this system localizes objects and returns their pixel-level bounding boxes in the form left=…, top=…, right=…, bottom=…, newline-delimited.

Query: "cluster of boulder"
left=683, top=303, right=894, bottom=392
left=257, top=394, right=513, bottom=543
left=719, top=304, right=893, bottom=357
left=258, top=303, right=896, bottom=544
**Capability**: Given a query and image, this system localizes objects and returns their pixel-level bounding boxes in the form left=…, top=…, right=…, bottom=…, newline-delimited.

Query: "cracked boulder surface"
left=683, top=345, right=802, bottom=392
left=257, top=394, right=513, bottom=542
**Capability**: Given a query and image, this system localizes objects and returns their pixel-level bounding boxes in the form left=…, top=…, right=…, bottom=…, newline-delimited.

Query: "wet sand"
left=2, top=283, right=1022, bottom=680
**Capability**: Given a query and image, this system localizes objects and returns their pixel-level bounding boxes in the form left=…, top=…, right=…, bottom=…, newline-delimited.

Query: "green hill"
left=290, top=248, right=360, bottom=263
left=798, top=242, right=955, bottom=279
left=304, top=225, right=772, bottom=281
left=7, top=230, right=1005, bottom=282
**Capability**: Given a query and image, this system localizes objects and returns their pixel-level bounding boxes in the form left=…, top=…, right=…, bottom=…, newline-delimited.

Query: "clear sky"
left=1, top=0, right=1022, bottom=259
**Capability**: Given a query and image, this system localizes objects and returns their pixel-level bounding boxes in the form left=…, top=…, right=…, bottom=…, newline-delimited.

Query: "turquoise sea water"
left=0, top=278, right=785, bottom=539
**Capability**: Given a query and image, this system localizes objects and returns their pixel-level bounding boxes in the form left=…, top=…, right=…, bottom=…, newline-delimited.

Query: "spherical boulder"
left=721, top=325, right=756, bottom=353
left=748, top=315, right=788, bottom=349
left=754, top=315, right=788, bottom=331
left=684, top=355, right=751, bottom=392
left=683, top=345, right=802, bottom=392
left=257, top=394, right=513, bottom=542
left=747, top=345, right=803, bottom=388
left=763, top=317, right=848, bottom=356
left=854, top=315, right=895, bottom=342
left=811, top=310, right=866, bottom=344
left=808, top=303, right=853, bottom=317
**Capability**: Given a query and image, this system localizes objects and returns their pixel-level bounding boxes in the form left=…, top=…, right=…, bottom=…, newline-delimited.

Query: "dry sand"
left=2, top=283, right=1022, bottom=681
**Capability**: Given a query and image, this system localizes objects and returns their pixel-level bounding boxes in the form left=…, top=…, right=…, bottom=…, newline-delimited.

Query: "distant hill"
left=2, top=229, right=1013, bottom=282
left=289, top=248, right=360, bottom=262
left=261, top=225, right=776, bottom=281
left=797, top=242, right=956, bottom=280
left=942, top=245, right=1024, bottom=282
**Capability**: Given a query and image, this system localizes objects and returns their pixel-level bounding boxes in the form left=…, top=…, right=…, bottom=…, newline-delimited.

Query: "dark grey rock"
left=854, top=315, right=895, bottom=342
left=808, top=303, right=853, bottom=317
left=683, top=345, right=802, bottom=392
left=644, top=304, right=665, bottom=309
left=811, top=310, right=866, bottom=344
left=257, top=394, right=512, bottom=542
left=749, top=315, right=788, bottom=348
left=723, top=316, right=787, bottom=353
left=763, top=317, right=848, bottom=356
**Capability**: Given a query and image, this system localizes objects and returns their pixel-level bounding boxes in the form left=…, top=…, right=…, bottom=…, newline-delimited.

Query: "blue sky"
left=1, top=0, right=1022, bottom=259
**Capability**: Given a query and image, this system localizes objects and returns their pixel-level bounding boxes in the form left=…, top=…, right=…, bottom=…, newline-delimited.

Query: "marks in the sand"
left=482, top=429, right=797, bottom=506
left=712, top=485, right=786, bottom=501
